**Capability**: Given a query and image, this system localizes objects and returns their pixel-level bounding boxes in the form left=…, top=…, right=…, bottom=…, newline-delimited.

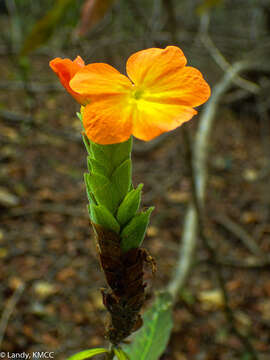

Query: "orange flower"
left=49, top=56, right=87, bottom=104
left=50, top=46, right=210, bottom=144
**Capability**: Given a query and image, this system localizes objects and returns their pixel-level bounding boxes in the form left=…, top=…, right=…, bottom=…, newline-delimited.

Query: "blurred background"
left=0, top=0, right=270, bottom=359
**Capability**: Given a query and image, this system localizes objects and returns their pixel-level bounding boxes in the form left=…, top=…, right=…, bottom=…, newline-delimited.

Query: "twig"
left=0, top=109, right=81, bottom=142
left=0, top=283, right=25, bottom=348
left=167, top=204, right=198, bottom=301
left=256, top=90, right=270, bottom=181
left=5, top=0, right=21, bottom=53
left=127, top=0, right=153, bottom=34
left=194, top=60, right=258, bottom=204
left=197, top=256, right=270, bottom=270
left=162, top=0, right=177, bottom=43
left=0, top=81, right=62, bottom=93
left=0, top=109, right=34, bottom=125
left=200, top=14, right=260, bottom=95
left=2, top=204, right=85, bottom=219
left=184, top=129, right=259, bottom=360
left=214, top=214, right=264, bottom=257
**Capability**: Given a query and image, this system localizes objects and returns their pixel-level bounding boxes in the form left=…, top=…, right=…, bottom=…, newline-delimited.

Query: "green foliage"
left=120, top=207, right=154, bottom=252
left=87, top=172, right=119, bottom=214
left=89, top=203, right=120, bottom=234
left=123, top=292, right=173, bottom=360
left=116, top=184, right=143, bottom=226
left=108, top=139, right=133, bottom=168
left=87, top=156, right=110, bottom=178
left=85, top=139, right=133, bottom=217
left=90, top=142, right=115, bottom=175
left=113, top=347, right=130, bottom=360
left=111, top=159, right=132, bottom=203
left=82, top=134, right=91, bottom=156
left=84, top=173, right=96, bottom=204
left=83, top=131, right=152, bottom=251
left=89, top=137, right=132, bottom=176
left=76, top=112, right=83, bottom=124
left=66, top=348, right=108, bottom=360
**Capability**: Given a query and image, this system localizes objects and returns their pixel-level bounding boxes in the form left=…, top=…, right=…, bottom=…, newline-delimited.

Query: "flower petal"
left=132, top=100, right=197, bottom=141
left=126, top=46, right=187, bottom=87
left=82, top=96, right=133, bottom=145
left=49, top=56, right=86, bottom=103
left=70, top=63, right=132, bottom=98
left=143, top=66, right=211, bottom=107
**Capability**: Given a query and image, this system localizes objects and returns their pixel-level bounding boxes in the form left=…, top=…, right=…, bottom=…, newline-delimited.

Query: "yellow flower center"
left=132, top=88, right=144, bottom=100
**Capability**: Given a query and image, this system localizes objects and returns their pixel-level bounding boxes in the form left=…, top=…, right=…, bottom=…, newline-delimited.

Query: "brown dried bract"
left=92, top=223, right=155, bottom=345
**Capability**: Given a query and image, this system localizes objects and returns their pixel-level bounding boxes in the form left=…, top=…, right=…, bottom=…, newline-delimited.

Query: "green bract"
left=120, top=207, right=154, bottom=252
left=82, top=131, right=153, bottom=252
left=116, top=183, right=143, bottom=226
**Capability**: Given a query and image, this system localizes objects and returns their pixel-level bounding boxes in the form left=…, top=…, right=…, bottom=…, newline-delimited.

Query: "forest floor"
left=0, top=55, right=270, bottom=360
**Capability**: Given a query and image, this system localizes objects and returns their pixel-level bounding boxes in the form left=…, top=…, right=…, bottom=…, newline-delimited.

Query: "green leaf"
left=111, top=159, right=131, bottom=203
left=90, top=138, right=132, bottom=176
left=110, top=137, right=132, bottom=168
left=84, top=173, right=96, bottom=204
left=120, top=207, right=154, bottom=252
left=90, top=143, right=114, bottom=174
left=114, top=347, right=130, bottom=360
left=76, top=112, right=83, bottom=124
left=87, top=156, right=110, bottom=178
left=84, top=139, right=133, bottom=218
left=116, top=184, right=143, bottom=226
left=87, top=173, right=118, bottom=213
left=89, top=203, right=120, bottom=234
left=66, top=348, right=108, bottom=360
left=82, top=134, right=91, bottom=155
left=123, top=293, right=173, bottom=360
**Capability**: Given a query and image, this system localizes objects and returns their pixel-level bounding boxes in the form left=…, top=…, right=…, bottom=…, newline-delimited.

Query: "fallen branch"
left=197, top=256, right=270, bottom=270
left=200, top=14, right=260, bottom=95
left=0, top=283, right=25, bottom=349
left=0, top=109, right=81, bottom=142
left=2, top=204, right=85, bottom=219
left=214, top=214, right=264, bottom=257
left=0, top=81, right=62, bottom=93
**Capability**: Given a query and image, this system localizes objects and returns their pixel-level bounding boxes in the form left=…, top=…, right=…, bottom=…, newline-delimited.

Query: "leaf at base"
left=114, top=347, right=130, bottom=360
left=67, top=348, right=108, bottom=360
left=123, top=292, right=173, bottom=360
